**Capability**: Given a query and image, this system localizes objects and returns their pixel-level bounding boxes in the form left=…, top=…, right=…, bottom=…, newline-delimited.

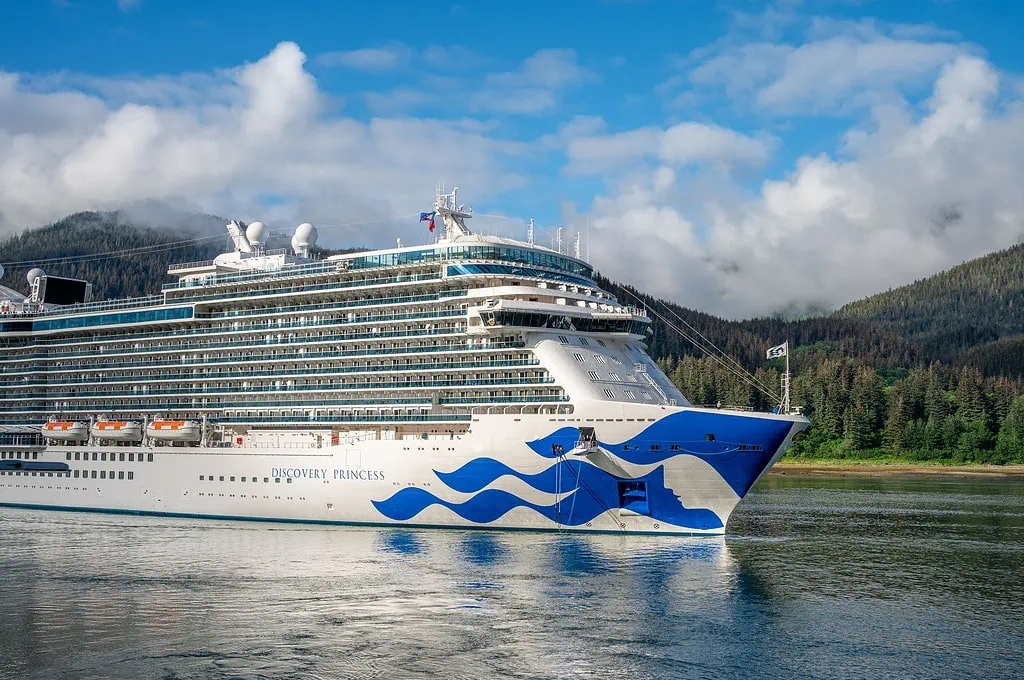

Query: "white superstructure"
left=0, top=188, right=808, bottom=534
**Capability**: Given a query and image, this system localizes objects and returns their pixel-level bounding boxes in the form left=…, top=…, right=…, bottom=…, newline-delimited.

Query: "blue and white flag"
left=766, top=342, right=788, bottom=359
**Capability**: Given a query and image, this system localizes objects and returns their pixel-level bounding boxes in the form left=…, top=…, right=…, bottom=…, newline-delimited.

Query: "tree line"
left=659, top=354, right=1024, bottom=464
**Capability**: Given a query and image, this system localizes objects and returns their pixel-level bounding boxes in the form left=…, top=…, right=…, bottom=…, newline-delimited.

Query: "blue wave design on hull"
left=435, top=456, right=576, bottom=494
left=371, top=410, right=796, bottom=531
left=372, top=465, right=722, bottom=530
left=526, top=410, right=793, bottom=497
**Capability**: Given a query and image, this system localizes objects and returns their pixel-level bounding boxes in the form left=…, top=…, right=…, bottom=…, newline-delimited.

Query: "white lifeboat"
left=91, top=420, right=144, bottom=443
left=42, top=421, right=89, bottom=442
left=146, top=420, right=202, bottom=442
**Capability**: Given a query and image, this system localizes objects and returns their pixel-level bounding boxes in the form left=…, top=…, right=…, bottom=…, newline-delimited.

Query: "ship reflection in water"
left=2, top=474, right=1023, bottom=680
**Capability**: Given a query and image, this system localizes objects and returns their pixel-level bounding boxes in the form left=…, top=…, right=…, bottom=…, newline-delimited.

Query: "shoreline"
left=771, top=459, right=1024, bottom=478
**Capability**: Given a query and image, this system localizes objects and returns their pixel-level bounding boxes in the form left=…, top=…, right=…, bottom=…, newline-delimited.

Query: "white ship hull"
left=0, top=407, right=805, bottom=535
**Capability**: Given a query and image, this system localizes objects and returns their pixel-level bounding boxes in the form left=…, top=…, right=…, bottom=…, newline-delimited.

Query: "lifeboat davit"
left=91, top=420, right=143, bottom=443
left=146, top=420, right=202, bottom=443
left=42, top=421, right=89, bottom=442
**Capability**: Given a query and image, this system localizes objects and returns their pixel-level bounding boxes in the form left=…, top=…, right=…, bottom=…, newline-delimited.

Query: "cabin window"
left=219, top=476, right=225, bottom=481
left=128, top=471, right=134, bottom=480
left=200, top=475, right=205, bottom=481
left=100, top=471, right=106, bottom=479
left=91, top=471, right=97, bottom=479
left=118, top=471, right=125, bottom=480
left=129, top=453, right=135, bottom=461
left=705, top=433, right=716, bottom=441
left=119, top=453, right=125, bottom=462
left=147, top=453, right=153, bottom=462
left=66, top=452, right=71, bottom=460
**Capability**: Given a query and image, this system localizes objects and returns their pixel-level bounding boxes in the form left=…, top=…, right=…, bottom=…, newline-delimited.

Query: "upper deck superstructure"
left=0, top=188, right=681, bottom=451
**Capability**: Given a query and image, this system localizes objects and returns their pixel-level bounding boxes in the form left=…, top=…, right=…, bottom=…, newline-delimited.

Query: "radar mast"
left=435, top=185, right=473, bottom=239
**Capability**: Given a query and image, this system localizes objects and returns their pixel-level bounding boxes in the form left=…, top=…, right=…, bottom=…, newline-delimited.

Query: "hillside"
left=0, top=211, right=360, bottom=300
left=835, top=242, right=1024, bottom=371
left=0, top=211, right=231, bottom=300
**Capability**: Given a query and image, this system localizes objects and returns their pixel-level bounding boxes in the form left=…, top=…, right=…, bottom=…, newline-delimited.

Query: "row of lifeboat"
left=42, top=420, right=202, bottom=443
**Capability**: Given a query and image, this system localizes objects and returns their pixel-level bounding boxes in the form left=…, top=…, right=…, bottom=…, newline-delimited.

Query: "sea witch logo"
left=271, top=467, right=386, bottom=481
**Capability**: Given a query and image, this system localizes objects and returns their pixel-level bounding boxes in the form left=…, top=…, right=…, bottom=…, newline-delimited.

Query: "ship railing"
left=0, top=320, right=468, bottom=356
left=165, top=272, right=443, bottom=304
left=694, top=403, right=756, bottom=412
left=167, top=258, right=217, bottom=271
left=6, top=304, right=466, bottom=349
left=210, top=414, right=474, bottom=425
left=8, top=377, right=558, bottom=401
left=1, top=359, right=542, bottom=389
left=192, top=290, right=469, bottom=320
left=12, top=294, right=165, bottom=319
left=0, top=341, right=529, bottom=375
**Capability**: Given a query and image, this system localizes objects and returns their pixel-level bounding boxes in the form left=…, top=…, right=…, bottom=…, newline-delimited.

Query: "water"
left=2, top=474, right=1022, bottom=680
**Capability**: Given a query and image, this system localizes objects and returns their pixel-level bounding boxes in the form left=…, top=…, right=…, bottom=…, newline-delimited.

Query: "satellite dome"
left=26, top=268, right=44, bottom=286
left=290, top=234, right=301, bottom=254
left=294, top=223, right=318, bottom=247
left=245, top=221, right=267, bottom=245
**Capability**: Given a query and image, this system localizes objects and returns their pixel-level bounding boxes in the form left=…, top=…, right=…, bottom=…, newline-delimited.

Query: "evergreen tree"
left=995, top=397, right=1024, bottom=463
left=882, top=384, right=910, bottom=451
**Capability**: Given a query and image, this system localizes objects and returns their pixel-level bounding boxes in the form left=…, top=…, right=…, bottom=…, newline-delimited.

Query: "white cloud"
left=317, top=43, right=412, bottom=71
left=472, top=49, right=595, bottom=115
left=682, top=17, right=966, bottom=114
left=0, top=42, right=524, bottom=240
left=565, top=122, right=772, bottom=174
left=585, top=54, right=1024, bottom=319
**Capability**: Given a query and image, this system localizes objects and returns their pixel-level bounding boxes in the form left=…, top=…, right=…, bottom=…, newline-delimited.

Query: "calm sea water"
left=1, top=474, right=1022, bottom=680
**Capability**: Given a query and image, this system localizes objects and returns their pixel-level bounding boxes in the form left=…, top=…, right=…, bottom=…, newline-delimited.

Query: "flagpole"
left=783, top=341, right=790, bottom=414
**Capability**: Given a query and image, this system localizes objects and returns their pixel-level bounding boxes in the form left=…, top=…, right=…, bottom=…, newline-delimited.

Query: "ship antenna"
left=556, top=226, right=563, bottom=254
left=435, top=185, right=474, bottom=239
left=574, top=231, right=581, bottom=259
left=528, top=218, right=535, bottom=247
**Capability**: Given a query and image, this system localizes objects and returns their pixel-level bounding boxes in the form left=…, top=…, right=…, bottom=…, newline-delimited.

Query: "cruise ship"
left=0, top=188, right=808, bottom=534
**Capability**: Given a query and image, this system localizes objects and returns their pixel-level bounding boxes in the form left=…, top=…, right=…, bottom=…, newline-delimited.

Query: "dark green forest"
left=4, top=212, right=1024, bottom=465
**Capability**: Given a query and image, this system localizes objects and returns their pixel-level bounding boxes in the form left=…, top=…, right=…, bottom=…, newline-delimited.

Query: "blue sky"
left=1, top=0, right=1023, bottom=317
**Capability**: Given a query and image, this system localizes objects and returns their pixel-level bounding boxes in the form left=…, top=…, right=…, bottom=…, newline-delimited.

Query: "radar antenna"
left=435, top=186, right=473, bottom=239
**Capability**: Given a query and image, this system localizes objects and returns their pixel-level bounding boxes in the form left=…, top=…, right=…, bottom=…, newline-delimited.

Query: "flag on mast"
left=419, top=211, right=436, bottom=232
left=766, top=342, right=788, bottom=359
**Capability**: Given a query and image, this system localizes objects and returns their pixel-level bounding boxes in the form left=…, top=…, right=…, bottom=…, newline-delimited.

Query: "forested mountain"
left=0, top=211, right=230, bottom=299
left=3, top=211, right=1024, bottom=464
left=835, top=242, right=1024, bottom=368
left=0, top=211, right=361, bottom=299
